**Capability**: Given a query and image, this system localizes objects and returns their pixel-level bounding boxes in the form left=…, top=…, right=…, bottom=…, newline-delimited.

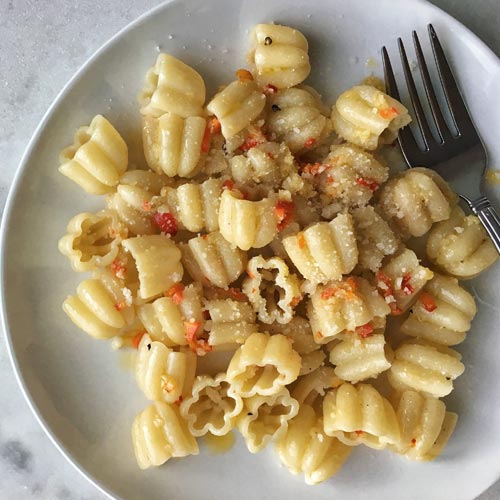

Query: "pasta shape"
left=218, top=189, right=278, bottom=250
left=400, top=273, right=477, bottom=346
left=206, top=79, right=266, bottom=138
left=58, top=209, right=126, bottom=272
left=180, top=373, right=243, bottom=436
left=378, top=168, right=458, bottom=238
left=242, top=256, right=301, bottom=324
left=331, top=85, right=411, bottom=150
left=131, top=401, right=199, bottom=469
left=308, top=277, right=390, bottom=343
left=427, top=205, right=498, bottom=279
left=323, top=383, right=400, bottom=449
left=291, top=366, right=342, bottom=407
left=142, top=114, right=206, bottom=177
left=282, top=213, right=358, bottom=284
left=59, top=115, right=128, bottom=194
left=180, top=232, right=247, bottom=288
left=226, top=332, right=301, bottom=397
left=388, top=340, right=465, bottom=398
left=122, top=235, right=183, bottom=300
left=392, top=390, right=458, bottom=461
left=250, top=23, right=310, bottom=89
left=139, top=53, right=205, bottom=118
left=237, top=388, right=299, bottom=453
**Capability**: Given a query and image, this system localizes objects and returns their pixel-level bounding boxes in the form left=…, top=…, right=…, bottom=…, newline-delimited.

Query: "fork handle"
left=468, top=196, right=500, bottom=255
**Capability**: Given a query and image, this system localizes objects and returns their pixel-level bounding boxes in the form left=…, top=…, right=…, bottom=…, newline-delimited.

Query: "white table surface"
left=1, top=1, right=499, bottom=499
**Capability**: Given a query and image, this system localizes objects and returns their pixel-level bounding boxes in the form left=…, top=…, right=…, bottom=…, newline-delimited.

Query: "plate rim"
left=1, top=1, right=499, bottom=499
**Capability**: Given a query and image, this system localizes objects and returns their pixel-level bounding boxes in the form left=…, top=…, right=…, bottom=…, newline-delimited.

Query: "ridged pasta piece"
left=323, top=383, right=400, bottom=449
left=378, top=168, right=458, bottom=238
left=275, top=404, right=352, bottom=485
left=136, top=334, right=195, bottom=404
left=242, top=256, right=301, bottom=324
left=392, top=390, right=458, bottom=461
left=331, top=85, right=411, bottom=150
left=237, top=387, right=299, bottom=453
left=180, top=373, right=243, bottom=436
left=106, top=170, right=168, bottom=235
left=292, top=366, right=342, bottom=407
left=142, top=114, right=206, bottom=177
left=59, top=115, right=128, bottom=194
left=377, top=248, right=434, bottom=314
left=308, top=276, right=390, bottom=343
left=206, top=79, right=266, bottom=138
left=282, top=213, right=358, bottom=284
left=226, top=332, right=301, bottom=397
left=266, top=86, right=332, bottom=153
left=388, top=340, right=465, bottom=397
left=139, top=53, right=205, bottom=118
left=218, top=189, right=278, bottom=250
left=131, top=401, right=199, bottom=469
left=205, top=299, right=258, bottom=349
left=329, top=334, right=391, bottom=383
left=400, top=273, right=477, bottom=346
left=180, top=232, right=247, bottom=288
left=58, top=209, right=126, bottom=272
left=153, top=178, right=224, bottom=233
left=122, top=235, right=183, bottom=300
left=250, top=24, right=310, bottom=89
left=351, top=206, right=399, bottom=272
left=427, top=205, right=498, bottom=279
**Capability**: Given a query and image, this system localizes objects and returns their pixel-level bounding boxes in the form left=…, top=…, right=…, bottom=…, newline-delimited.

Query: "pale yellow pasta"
left=308, top=277, right=390, bottom=343
left=331, top=85, right=411, bottom=150
left=267, top=316, right=320, bottom=356
left=298, top=350, right=326, bottom=376
left=329, top=334, right=391, bottom=383
left=131, top=401, right=199, bottom=469
left=242, top=256, right=301, bottom=324
left=378, top=167, right=458, bottom=238
left=139, top=53, right=205, bottom=118
left=427, top=205, right=498, bottom=279
left=226, top=332, right=301, bottom=397
left=323, top=383, right=400, bottom=449
left=58, top=209, right=126, bottom=272
left=401, top=274, right=476, bottom=346
left=282, top=213, right=358, bottom=284
left=59, top=115, right=128, bottom=194
left=266, top=86, right=332, bottom=153
left=250, top=23, right=310, bottom=89
left=392, top=390, right=458, bottom=461
left=180, top=232, right=247, bottom=288
left=388, top=340, right=465, bottom=398
left=206, top=79, right=266, bottom=138
left=237, top=387, right=299, bottom=453
left=292, top=366, right=342, bottom=407
left=180, top=373, right=243, bottom=436
left=218, top=189, right=278, bottom=250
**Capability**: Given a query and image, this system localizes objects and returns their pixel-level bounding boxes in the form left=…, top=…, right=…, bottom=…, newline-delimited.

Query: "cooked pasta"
left=59, top=115, right=128, bottom=194
left=291, top=366, right=342, bottom=407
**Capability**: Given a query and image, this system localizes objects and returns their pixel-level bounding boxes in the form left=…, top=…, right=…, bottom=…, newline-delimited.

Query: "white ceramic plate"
left=2, top=0, right=500, bottom=499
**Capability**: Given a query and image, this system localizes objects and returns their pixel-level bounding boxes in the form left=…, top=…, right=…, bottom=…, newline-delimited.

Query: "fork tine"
left=398, top=37, right=436, bottom=150
left=428, top=24, right=479, bottom=140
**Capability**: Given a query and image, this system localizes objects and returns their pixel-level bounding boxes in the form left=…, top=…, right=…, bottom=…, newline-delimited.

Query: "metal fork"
left=382, top=24, right=500, bottom=254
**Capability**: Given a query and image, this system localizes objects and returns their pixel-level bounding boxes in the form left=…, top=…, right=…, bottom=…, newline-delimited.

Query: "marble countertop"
left=1, top=1, right=499, bottom=499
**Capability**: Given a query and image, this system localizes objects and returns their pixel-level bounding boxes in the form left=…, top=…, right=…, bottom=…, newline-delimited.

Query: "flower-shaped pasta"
left=59, top=115, right=128, bottom=194
left=131, top=401, right=199, bottom=469
left=401, top=273, right=476, bottom=346
left=58, top=209, right=126, bottom=272
left=291, top=366, right=342, bottom=407
left=180, top=373, right=243, bottom=436
left=427, top=205, right=498, bottom=279
left=331, top=85, right=411, bottom=150
left=139, top=53, right=206, bottom=118
left=242, top=256, right=301, bottom=324
left=237, top=387, right=299, bottom=453
left=227, top=332, right=301, bottom=397
left=388, top=340, right=464, bottom=398
left=323, top=383, right=400, bottom=449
